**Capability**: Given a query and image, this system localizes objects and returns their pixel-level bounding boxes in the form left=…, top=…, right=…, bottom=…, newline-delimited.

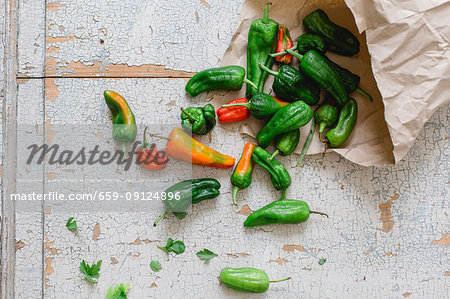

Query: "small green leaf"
left=171, top=241, right=185, bottom=255
left=79, top=259, right=102, bottom=284
left=66, top=217, right=78, bottom=231
left=166, top=238, right=174, bottom=248
left=106, top=283, right=130, bottom=299
left=318, top=258, right=326, bottom=265
left=196, top=249, right=218, bottom=261
left=150, top=260, right=162, bottom=272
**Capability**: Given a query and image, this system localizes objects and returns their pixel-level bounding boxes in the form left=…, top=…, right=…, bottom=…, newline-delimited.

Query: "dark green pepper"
left=326, top=98, right=358, bottom=147
left=303, top=9, right=360, bottom=56
left=180, top=104, right=216, bottom=135
left=246, top=3, right=279, bottom=97
left=257, top=100, right=312, bottom=148
left=297, top=33, right=327, bottom=54
left=185, top=66, right=257, bottom=97
left=315, top=102, right=338, bottom=138
left=244, top=199, right=328, bottom=227
left=287, top=48, right=348, bottom=107
left=220, top=268, right=290, bottom=293
left=221, top=93, right=289, bottom=120
left=268, top=129, right=300, bottom=161
left=252, top=147, right=291, bottom=191
left=153, top=178, right=221, bottom=226
left=296, top=114, right=315, bottom=167
left=259, top=64, right=320, bottom=105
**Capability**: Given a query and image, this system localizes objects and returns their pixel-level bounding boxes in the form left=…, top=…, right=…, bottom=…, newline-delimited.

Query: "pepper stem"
left=221, top=102, right=250, bottom=109
left=267, top=149, right=279, bottom=161
left=259, top=63, right=279, bottom=77
left=153, top=211, right=168, bottom=226
left=148, top=133, right=171, bottom=141
left=286, top=48, right=303, bottom=61
left=269, top=277, right=291, bottom=283
left=296, top=114, right=315, bottom=167
left=318, top=122, right=326, bottom=136
left=270, top=44, right=298, bottom=57
left=121, top=143, right=128, bottom=160
left=310, top=210, right=329, bottom=218
left=180, top=107, right=196, bottom=122
left=232, top=186, right=240, bottom=205
left=356, top=87, right=373, bottom=102
left=142, top=126, right=148, bottom=145
left=281, top=189, right=286, bottom=200
left=243, top=78, right=258, bottom=91
left=263, top=2, right=272, bottom=24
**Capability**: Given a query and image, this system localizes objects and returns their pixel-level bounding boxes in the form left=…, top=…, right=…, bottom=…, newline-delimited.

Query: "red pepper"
left=275, top=26, right=294, bottom=64
left=135, top=127, right=169, bottom=170
left=216, top=98, right=250, bottom=123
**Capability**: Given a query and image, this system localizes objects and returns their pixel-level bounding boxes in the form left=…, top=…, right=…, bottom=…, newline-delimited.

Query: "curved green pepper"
left=268, top=129, right=300, bottom=161
left=220, top=268, right=290, bottom=293
left=221, top=93, right=289, bottom=120
left=252, top=147, right=291, bottom=191
left=260, top=64, right=320, bottom=105
left=153, top=178, right=221, bottom=226
left=244, top=199, right=328, bottom=227
left=257, top=101, right=312, bottom=148
left=297, top=33, right=327, bottom=54
left=230, top=142, right=255, bottom=205
left=315, top=102, right=338, bottom=138
left=104, top=90, right=137, bottom=151
left=185, top=66, right=257, bottom=97
left=326, top=98, right=358, bottom=147
left=246, top=3, right=279, bottom=97
left=180, top=104, right=216, bottom=135
left=303, top=9, right=360, bottom=56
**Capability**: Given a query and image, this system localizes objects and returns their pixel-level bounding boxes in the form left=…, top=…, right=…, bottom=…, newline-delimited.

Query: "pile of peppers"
left=101, top=4, right=375, bottom=294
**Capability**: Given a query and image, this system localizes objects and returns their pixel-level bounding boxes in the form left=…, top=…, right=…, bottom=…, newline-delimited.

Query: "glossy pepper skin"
left=315, top=102, right=338, bottom=137
left=326, top=98, right=357, bottom=147
left=220, top=268, right=290, bottom=293
left=244, top=199, right=328, bottom=227
left=257, top=101, right=312, bottom=148
left=230, top=142, right=256, bottom=205
left=180, top=104, right=216, bottom=135
left=269, top=129, right=300, bottom=160
left=217, top=98, right=250, bottom=123
left=297, top=33, right=327, bottom=54
left=246, top=3, right=279, bottom=97
left=153, top=178, right=220, bottom=226
left=252, top=147, right=291, bottom=191
left=287, top=48, right=348, bottom=107
left=185, top=66, right=257, bottom=97
left=104, top=90, right=137, bottom=146
left=164, top=127, right=235, bottom=169
left=275, top=26, right=294, bottom=64
left=136, top=128, right=169, bottom=171
left=260, top=64, right=320, bottom=105
left=303, top=9, right=360, bottom=56
left=221, top=93, right=289, bottom=120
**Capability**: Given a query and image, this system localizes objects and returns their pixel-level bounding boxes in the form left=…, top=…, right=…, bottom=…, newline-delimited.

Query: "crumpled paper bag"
left=210, top=0, right=449, bottom=166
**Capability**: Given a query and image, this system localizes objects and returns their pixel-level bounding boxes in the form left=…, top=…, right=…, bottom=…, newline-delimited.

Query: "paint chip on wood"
left=237, top=204, right=253, bottom=216
left=15, top=240, right=26, bottom=251
left=379, top=200, right=394, bottom=233
left=93, top=223, right=101, bottom=240
left=282, top=245, right=306, bottom=252
left=44, top=258, right=54, bottom=275
left=432, top=232, right=450, bottom=247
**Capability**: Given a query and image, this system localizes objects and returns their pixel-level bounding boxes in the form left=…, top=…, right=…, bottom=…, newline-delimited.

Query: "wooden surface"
left=4, top=0, right=449, bottom=298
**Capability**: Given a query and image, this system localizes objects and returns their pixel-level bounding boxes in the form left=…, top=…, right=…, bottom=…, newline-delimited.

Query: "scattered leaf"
left=79, top=259, right=102, bottom=284
left=150, top=260, right=162, bottom=272
left=158, top=238, right=185, bottom=255
left=106, top=283, right=130, bottom=299
left=318, top=258, right=326, bottom=265
left=66, top=217, right=78, bottom=231
left=196, top=249, right=218, bottom=261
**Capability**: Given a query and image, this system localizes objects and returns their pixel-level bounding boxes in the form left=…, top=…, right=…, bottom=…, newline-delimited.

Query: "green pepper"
left=315, top=102, right=338, bottom=138
left=180, top=104, right=216, bottom=135
left=252, top=147, right=291, bottom=191
left=221, top=93, right=289, bottom=120
left=230, top=143, right=255, bottom=205
left=297, top=33, right=327, bottom=54
left=246, top=3, right=279, bottom=97
left=259, top=64, right=320, bottom=105
left=296, top=114, right=315, bottom=167
left=153, top=178, right=221, bottom=226
left=185, top=66, right=257, bottom=97
left=220, top=268, right=290, bottom=293
left=257, top=101, right=312, bottom=148
left=286, top=48, right=348, bottom=107
left=104, top=90, right=137, bottom=153
left=244, top=199, right=328, bottom=227
left=326, top=98, right=358, bottom=147
left=268, top=129, right=300, bottom=161
left=303, top=9, right=360, bottom=56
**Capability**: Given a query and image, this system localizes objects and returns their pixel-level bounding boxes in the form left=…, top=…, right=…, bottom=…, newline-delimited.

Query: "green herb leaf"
left=318, top=258, right=326, bottom=265
left=106, top=283, right=130, bottom=299
left=171, top=241, right=185, bottom=254
left=150, top=260, right=162, bottom=272
left=79, top=259, right=102, bottom=284
left=196, top=249, right=218, bottom=261
left=66, top=217, right=78, bottom=231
